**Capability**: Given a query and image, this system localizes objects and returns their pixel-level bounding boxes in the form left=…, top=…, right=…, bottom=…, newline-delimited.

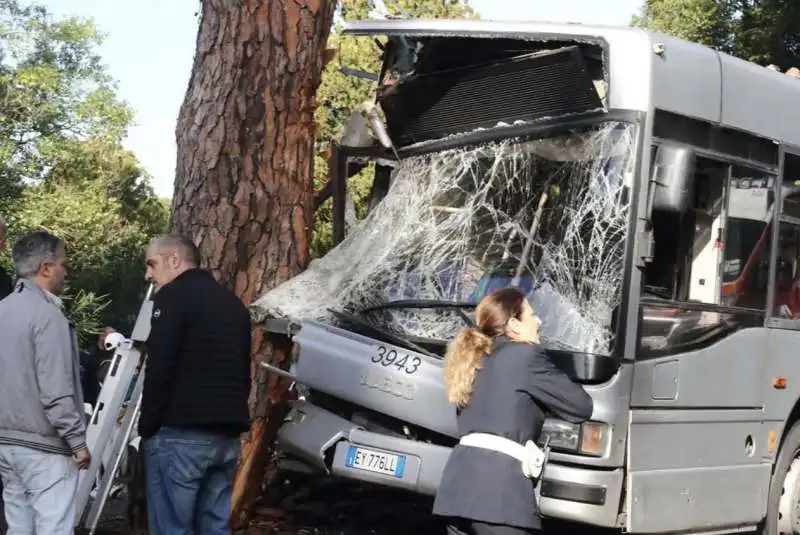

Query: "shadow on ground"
left=2, top=477, right=620, bottom=535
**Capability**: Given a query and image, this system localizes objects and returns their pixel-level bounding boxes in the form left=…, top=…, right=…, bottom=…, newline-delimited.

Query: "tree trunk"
left=170, top=0, right=338, bottom=529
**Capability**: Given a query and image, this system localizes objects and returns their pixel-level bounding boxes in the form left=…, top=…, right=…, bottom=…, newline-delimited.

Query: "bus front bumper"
left=277, top=400, right=623, bottom=528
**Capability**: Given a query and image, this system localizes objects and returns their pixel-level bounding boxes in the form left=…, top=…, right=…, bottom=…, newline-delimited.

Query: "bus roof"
left=343, top=19, right=800, bottom=149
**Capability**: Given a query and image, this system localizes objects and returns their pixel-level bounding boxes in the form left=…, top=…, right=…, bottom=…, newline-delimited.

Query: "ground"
left=65, top=474, right=622, bottom=535
left=0, top=467, right=714, bottom=535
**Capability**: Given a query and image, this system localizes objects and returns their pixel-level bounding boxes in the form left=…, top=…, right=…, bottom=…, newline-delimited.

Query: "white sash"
left=458, top=432, right=549, bottom=480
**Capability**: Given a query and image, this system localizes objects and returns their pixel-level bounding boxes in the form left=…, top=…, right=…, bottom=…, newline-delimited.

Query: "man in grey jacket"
left=0, top=230, right=91, bottom=534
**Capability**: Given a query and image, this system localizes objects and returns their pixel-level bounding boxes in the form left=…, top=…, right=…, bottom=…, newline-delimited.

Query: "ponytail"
left=443, top=327, right=493, bottom=408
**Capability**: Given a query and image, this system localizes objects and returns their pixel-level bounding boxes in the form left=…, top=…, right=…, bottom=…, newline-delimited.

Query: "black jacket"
left=0, top=267, right=13, bottom=300
left=432, top=337, right=593, bottom=530
left=138, top=268, right=252, bottom=439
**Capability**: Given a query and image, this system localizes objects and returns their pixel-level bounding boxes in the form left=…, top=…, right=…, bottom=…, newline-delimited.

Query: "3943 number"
left=371, top=345, right=422, bottom=375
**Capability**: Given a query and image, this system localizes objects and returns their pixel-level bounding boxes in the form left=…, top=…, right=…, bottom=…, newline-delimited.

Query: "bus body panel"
left=649, top=33, right=721, bottom=125
left=720, top=54, right=800, bottom=148
left=762, top=328, right=800, bottom=448
left=630, top=328, right=767, bottom=408
left=627, top=328, right=771, bottom=532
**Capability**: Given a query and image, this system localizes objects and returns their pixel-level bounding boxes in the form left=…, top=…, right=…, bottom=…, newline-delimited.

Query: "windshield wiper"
left=328, top=308, right=439, bottom=358
left=359, top=299, right=477, bottom=327
left=359, top=299, right=477, bottom=313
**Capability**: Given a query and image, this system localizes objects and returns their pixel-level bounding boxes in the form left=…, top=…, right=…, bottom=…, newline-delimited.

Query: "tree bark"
left=170, top=0, right=337, bottom=529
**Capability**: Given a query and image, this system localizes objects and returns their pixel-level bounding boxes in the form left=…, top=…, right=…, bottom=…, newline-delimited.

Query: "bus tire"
left=765, top=420, right=800, bottom=535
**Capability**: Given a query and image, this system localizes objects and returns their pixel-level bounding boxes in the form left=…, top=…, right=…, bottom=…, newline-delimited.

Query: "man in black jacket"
left=0, top=214, right=13, bottom=299
left=139, top=234, right=252, bottom=535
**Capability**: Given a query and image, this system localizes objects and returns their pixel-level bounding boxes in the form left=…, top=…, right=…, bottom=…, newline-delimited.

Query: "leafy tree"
left=632, top=0, right=732, bottom=47
left=733, top=0, right=800, bottom=66
left=0, top=0, right=168, bottom=339
left=632, top=0, right=800, bottom=68
left=7, top=180, right=159, bottom=335
left=0, top=0, right=125, bottom=200
left=311, top=0, right=477, bottom=257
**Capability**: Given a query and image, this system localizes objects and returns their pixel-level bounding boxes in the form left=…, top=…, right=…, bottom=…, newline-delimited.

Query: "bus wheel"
left=766, top=422, right=800, bottom=535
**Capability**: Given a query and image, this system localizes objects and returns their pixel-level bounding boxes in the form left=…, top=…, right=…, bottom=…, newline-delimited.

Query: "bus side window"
left=720, top=167, right=775, bottom=312
left=644, top=158, right=726, bottom=302
left=774, top=152, right=800, bottom=319
left=643, top=157, right=775, bottom=314
left=639, top=160, right=774, bottom=359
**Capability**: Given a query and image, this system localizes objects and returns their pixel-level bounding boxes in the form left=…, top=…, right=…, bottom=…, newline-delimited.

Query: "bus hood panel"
left=292, top=320, right=459, bottom=437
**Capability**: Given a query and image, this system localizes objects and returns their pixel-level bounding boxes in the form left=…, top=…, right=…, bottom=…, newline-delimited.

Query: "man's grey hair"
left=149, top=234, right=201, bottom=267
left=0, top=213, right=5, bottom=232
left=12, top=230, right=64, bottom=278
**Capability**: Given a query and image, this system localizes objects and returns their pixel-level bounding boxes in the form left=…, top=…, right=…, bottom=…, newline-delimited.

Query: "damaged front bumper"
left=278, top=400, right=452, bottom=495
left=277, top=400, right=624, bottom=528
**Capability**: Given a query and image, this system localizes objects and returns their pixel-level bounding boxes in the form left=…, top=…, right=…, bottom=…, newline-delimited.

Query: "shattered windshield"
left=253, top=120, right=636, bottom=356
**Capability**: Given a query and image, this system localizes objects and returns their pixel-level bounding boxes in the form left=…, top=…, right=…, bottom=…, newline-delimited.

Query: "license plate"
left=345, top=445, right=406, bottom=478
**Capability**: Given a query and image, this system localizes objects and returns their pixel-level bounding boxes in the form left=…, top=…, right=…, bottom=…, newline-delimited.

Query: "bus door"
left=761, top=149, right=800, bottom=481
left=628, top=154, right=773, bottom=533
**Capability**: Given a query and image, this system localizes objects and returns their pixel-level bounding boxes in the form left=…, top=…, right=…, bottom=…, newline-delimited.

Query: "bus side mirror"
left=650, top=145, right=696, bottom=214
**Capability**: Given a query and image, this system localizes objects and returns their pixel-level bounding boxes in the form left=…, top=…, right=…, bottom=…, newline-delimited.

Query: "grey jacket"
left=0, top=278, right=87, bottom=456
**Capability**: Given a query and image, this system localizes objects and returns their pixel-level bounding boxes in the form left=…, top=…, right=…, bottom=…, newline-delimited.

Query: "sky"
left=42, top=0, right=643, bottom=198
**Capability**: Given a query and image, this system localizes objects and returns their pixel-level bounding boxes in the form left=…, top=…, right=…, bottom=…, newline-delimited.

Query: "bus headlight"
left=539, top=419, right=611, bottom=457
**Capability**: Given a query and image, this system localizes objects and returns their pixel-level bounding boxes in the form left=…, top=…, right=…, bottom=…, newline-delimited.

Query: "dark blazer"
left=432, top=337, right=594, bottom=530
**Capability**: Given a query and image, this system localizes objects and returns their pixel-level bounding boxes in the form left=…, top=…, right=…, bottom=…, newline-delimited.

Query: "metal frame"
left=329, top=143, right=394, bottom=246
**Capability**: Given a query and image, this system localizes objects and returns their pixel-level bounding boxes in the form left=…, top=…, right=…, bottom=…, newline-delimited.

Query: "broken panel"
left=380, top=45, right=605, bottom=147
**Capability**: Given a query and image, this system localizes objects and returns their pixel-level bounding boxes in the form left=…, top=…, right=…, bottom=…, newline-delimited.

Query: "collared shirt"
left=42, top=288, right=64, bottom=310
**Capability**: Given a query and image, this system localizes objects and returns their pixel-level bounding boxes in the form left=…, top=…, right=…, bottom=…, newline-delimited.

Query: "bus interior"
left=640, top=152, right=800, bottom=357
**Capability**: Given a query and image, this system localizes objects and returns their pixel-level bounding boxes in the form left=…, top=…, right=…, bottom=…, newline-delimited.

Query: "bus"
left=254, top=19, right=800, bottom=535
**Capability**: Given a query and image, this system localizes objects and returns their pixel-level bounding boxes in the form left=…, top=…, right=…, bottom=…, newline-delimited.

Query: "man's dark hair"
left=150, top=234, right=201, bottom=267
left=12, top=230, right=64, bottom=278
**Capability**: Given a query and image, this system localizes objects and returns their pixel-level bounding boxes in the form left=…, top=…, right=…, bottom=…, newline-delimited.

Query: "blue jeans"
left=144, top=427, right=240, bottom=535
left=0, top=444, right=78, bottom=535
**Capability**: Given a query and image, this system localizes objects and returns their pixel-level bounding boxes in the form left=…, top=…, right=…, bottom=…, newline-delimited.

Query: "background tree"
left=632, top=0, right=800, bottom=68
left=169, top=0, right=338, bottom=527
left=0, top=0, right=168, bottom=341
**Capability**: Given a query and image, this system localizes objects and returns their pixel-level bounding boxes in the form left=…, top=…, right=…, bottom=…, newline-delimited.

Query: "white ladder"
left=74, top=284, right=154, bottom=530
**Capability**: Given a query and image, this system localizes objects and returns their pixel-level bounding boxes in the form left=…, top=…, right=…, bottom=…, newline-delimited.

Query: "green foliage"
left=311, top=0, right=477, bottom=258
left=632, top=0, right=732, bottom=47
left=63, top=289, right=111, bottom=347
left=0, top=0, right=168, bottom=340
left=632, top=0, right=800, bottom=68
